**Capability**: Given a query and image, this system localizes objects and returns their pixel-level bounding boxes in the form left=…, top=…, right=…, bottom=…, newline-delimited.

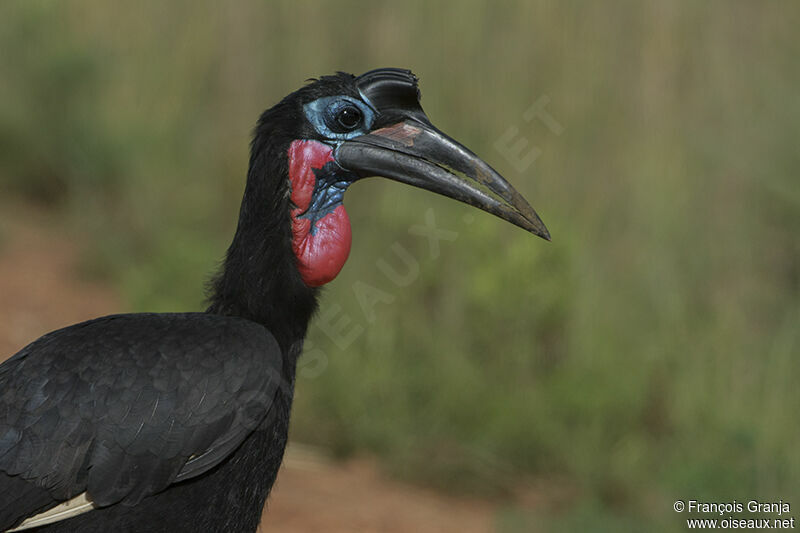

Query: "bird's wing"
left=0, top=313, right=284, bottom=529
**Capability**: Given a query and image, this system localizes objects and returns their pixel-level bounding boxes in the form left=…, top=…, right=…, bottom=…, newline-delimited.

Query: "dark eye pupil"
left=336, top=106, right=361, bottom=129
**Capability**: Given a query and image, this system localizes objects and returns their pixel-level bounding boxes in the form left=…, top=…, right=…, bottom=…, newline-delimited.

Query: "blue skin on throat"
left=298, top=161, right=355, bottom=235
left=299, top=94, right=377, bottom=234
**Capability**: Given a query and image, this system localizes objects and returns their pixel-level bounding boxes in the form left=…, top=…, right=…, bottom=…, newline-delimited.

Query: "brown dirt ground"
left=0, top=205, right=497, bottom=532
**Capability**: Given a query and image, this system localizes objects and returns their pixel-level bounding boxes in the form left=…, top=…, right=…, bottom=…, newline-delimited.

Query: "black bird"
left=0, top=68, right=549, bottom=532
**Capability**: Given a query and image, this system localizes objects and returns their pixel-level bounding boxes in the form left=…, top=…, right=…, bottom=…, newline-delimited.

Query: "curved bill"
left=334, top=120, right=550, bottom=240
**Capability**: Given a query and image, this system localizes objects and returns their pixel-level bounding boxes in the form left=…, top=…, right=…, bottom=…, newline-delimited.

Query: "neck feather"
left=206, top=120, right=319, bottom=357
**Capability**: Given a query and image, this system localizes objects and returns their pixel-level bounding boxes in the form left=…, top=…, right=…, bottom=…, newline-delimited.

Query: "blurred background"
left=1, top=1, right=798, bottom=531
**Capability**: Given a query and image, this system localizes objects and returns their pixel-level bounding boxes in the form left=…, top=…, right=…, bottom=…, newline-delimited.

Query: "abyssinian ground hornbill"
left=0, top=68, right=549, bottom=532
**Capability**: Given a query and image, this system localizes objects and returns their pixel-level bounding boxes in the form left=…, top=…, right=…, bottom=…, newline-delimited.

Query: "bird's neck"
left=206, top=135, right=319, bottom=362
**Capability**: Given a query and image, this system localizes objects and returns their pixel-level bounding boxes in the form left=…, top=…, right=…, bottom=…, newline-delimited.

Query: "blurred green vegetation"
left=1, top=1, right=798, bottom=530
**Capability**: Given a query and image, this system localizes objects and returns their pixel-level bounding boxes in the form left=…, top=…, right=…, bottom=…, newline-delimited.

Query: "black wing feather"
left=0, top=312, right=283, bottom=528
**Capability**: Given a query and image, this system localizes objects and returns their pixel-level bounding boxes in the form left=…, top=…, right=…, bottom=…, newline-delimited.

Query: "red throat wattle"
left=287, top=140, right=352, bottom=287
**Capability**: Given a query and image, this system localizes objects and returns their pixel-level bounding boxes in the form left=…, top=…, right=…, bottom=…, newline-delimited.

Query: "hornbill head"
left=254, top=68, right=549, bottom=287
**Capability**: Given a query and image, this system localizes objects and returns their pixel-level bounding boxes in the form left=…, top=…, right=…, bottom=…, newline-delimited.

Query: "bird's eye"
left=335, top=106, right=362, bottom=130
left=305, top=97, right=372, bottom=138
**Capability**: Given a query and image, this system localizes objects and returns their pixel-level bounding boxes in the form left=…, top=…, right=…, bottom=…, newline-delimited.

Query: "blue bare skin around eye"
left=303, top=96, right=375, bottom=140
left=298, top=161, right=356, bottom=235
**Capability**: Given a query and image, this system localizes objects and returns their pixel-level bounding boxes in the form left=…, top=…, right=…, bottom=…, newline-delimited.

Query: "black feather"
left=0, top=70, right=420, bottom=532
